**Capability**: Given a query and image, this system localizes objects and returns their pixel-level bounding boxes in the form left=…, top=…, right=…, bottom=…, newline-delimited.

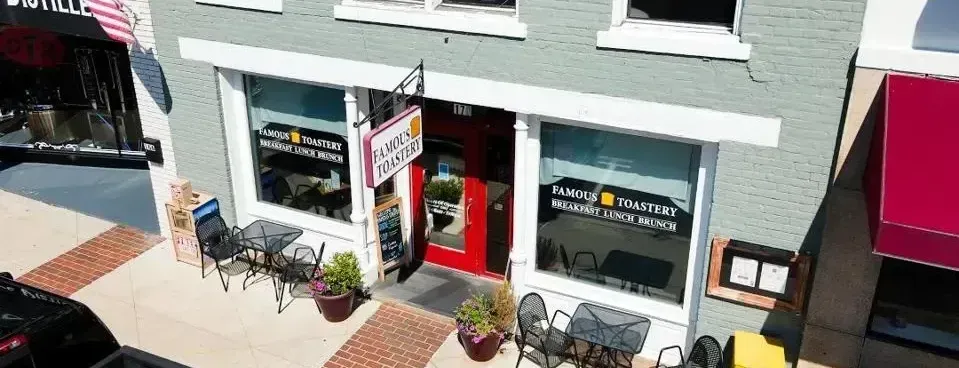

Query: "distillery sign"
left=5, top=0, right=93, bottom=17
left=363, top=106, right=423, bottom=187
left=1, top=0, right=115, bottom=42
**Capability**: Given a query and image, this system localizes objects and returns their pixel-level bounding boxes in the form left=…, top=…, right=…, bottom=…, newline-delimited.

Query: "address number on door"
left=453, top=103, right=472, bottom=117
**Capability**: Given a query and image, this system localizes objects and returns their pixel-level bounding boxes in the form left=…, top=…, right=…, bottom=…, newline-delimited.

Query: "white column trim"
left=509, top=113, right=530, bottom=289
left=345, top=87, right=370, bottom=269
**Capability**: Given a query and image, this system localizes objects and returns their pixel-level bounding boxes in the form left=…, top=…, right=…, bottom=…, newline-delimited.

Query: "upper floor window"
left=363, top=0, right=514, bottom=11
left=627, top=0, right=737, bottom=30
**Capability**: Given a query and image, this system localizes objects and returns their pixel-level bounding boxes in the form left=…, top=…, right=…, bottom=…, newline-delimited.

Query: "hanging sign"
left=363, top=106, right=423, bottom=188
left=371, top=197, right=408, bottom=281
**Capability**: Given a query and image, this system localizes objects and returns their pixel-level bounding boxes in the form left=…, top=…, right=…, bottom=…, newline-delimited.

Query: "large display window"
left=0, top=26, right=142, bottom=156
left=245, top=75, right=352, bottom=222
left=868, top=258, right=959, bottom=354
left=535, top=122, right=700, bottom=305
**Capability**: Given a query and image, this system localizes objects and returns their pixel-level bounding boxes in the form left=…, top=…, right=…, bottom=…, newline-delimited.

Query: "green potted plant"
left=454, top=282, right=516, bottom=362
left=309, top=251, right=362, bottom=322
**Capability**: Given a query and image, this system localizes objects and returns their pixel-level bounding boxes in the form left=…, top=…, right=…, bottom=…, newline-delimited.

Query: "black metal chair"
left=195, top=215, right=244, bottom=292
left=656, top=335, right=723, bottom=368
left=559, top=244, right=602, bottom=284
left=515, top=293, right=574, bottom=368
left=272, top=176, right=316, bottom=213
left=275, top=243, right=324, bottom=314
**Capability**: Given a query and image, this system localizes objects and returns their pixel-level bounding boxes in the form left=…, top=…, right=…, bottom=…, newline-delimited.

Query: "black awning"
left=1, top=0, right=113, bottom=42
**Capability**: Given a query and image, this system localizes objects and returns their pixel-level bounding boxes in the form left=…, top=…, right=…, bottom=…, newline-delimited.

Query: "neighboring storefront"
left=0, top=1, right=144, bottom=164
left=149, top=0, right=865, bottom=363
left=801, top=71, right=959, bottom=368
left=797, top=1, right=959, bottom=366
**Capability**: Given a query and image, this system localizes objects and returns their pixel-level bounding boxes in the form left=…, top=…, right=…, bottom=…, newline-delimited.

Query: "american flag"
left=86, top=0, right=136, bottom=45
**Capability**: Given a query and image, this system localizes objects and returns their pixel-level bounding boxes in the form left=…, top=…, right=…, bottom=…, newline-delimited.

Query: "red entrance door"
left=410, top=103, right=514, bottom=278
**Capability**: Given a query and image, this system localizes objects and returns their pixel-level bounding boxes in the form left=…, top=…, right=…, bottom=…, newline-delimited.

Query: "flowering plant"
left=308, top=251, right=362, bottom=297
left=454, top=283, right=515, bottom=344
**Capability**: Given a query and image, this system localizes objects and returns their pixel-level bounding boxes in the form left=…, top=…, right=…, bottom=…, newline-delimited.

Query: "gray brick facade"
left=149, top=0, right=866, bottom=362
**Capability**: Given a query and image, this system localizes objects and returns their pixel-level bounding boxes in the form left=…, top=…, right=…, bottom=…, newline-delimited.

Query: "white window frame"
left=333, top=0, right=527, bottom=39
left=523, top=115, right=717, bottom=327
left=219, top=70, right=358, bottom=242
left=598, top=0, right=751, bottom=60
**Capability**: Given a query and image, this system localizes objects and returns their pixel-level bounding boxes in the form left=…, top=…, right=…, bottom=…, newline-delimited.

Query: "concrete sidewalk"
left=3, top=189, right=651, bottom=368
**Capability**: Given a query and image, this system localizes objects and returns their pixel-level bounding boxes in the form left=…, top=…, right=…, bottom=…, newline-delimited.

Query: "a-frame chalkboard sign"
left=371, top=197, right=409, bottom=281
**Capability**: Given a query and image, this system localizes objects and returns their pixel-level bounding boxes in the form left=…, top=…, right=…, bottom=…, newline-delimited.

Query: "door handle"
left=465, top=198, right=474, bottom=227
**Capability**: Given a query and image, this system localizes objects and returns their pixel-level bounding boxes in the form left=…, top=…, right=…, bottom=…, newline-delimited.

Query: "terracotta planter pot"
left=314, top=289, right=355, bottom=322
left=458, top=330, right=501, bottom=362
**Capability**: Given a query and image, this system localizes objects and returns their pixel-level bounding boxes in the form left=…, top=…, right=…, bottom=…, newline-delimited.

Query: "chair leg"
left=215, top=261, right=229, bottom=292
left=277, top=278, right=285, bottom=314
left=514, top=342, right=524, bottom=368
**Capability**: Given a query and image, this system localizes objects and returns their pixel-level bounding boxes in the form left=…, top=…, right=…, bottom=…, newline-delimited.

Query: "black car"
left=0, top=272, right=187, bottom=368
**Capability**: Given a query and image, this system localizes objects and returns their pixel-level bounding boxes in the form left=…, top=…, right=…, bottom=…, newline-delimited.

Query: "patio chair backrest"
left=687, top=335, right=723, bottom=368
left=273, top=176, right=293, bottom=205
left=516, top=293, right=548, bottom=341
left=195, top=215, right=229, bottom=249
left=559, top=244, right=571, bottom=275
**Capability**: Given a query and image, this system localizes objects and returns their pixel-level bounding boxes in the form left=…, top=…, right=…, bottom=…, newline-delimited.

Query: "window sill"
left=195, top=0, right=282, bottom=12
left=596, top=24, right=751, bottom=61
left=333, top=2, right=527, bottom=39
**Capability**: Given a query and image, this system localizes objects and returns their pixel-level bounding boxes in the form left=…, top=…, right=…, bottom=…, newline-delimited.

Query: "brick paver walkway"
left=324, top=302, right=453, bottom=368
left=16, top=225, right=163, bottom=296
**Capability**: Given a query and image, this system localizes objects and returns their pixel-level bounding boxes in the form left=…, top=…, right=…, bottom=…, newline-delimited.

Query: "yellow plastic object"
left=733, top=331, right=786, bottom=368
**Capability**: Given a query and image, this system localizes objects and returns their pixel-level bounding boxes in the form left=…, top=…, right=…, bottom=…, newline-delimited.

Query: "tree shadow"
left=129, top=41, right=172, bottom=115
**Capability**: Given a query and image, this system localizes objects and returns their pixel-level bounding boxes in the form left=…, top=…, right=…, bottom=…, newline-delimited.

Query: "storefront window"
left=0, top=26, right=142, bottom=155
left=245, top=75, right=352, bottom=222
left=536, top=122, right=700, bottom=305
left=868, top=259, right=959, bottom=353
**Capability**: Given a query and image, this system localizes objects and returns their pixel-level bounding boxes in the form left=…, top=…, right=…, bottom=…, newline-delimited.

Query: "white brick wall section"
left=126, top=0, right=178, bottom=236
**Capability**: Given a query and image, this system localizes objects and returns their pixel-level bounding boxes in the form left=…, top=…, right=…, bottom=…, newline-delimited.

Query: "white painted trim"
left=684, top=142, right=717, bottom=347
left=597, top=25, right=751, bottom=61
left=333, top=3, right=527, bottom=39
left=179, top=37, right=781, bottom=147
left=196, top=0, right=281, bottom=13
left=857, top=45, right=959, bottom=79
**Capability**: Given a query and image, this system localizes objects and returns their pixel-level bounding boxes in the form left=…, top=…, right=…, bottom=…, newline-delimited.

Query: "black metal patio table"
left=566, top=303, right=651, bottom=367
left=599, top=250, right=673, bottom=297
left=228, top=219, right=303, bottom=300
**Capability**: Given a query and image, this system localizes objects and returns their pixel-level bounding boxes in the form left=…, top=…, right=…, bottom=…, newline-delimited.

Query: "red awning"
left=865, top=74, right=959, bottom=270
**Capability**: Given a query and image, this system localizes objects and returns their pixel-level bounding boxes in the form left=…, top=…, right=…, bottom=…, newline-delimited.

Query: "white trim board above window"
left=333, top=1, right=526, bottom=39
left=599, top=0, right=751, bottom=60
left=195, top=0, right=282, bottom=12
left=179, top=37, right=781, bottom=146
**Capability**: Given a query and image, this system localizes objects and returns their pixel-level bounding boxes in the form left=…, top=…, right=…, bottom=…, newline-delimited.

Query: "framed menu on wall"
left=371, top=197, right=409, bottom=281
left=706, top=237, right=813, bottom=314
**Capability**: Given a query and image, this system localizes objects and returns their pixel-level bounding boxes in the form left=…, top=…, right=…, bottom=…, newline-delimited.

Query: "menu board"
left=371, top=197, right=407, bottom=280
left=706, top=237, right=813, bottom=314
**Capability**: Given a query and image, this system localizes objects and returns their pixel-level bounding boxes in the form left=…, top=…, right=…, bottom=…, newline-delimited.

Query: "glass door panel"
left=422, top=135, right=468, bottom=252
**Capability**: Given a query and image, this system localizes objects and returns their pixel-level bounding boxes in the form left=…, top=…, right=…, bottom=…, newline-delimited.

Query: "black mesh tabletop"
left=566, top=303, right=651, bottom=355
left=230, top=219, right=303, bottom=254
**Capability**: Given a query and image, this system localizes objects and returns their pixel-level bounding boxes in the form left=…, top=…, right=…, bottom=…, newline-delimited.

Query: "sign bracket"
left=354, top=60, right=425, bottom=128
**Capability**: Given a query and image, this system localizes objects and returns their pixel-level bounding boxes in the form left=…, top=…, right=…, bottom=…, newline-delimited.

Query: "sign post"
left=363, top=106, right=423, bottom=188
left=371, top=197, right=408, bottom=281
